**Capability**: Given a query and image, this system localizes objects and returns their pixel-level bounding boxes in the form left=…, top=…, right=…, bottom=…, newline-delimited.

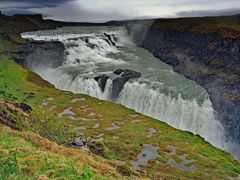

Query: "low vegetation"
left=0, top=124, right=133, bottom=179
left=0, top=57, right=239, bottom=179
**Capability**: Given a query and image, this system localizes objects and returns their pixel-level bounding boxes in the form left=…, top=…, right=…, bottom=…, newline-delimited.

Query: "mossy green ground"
left=0, top=124, right=140, bottom=179
left=0, top=57, right=240, bottom=179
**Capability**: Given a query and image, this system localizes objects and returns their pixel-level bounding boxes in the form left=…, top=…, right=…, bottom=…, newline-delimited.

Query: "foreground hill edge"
left=0, top=57, right=239, bottom=179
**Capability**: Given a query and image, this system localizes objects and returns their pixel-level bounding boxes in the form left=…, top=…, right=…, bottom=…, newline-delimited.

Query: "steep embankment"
left=141, top=15, right=240, bottom=146
left=0, top=56, right=240, bottom=179
left=0, top=102, right=137, bottom=179
left=0, top=58, right=142, bottom=179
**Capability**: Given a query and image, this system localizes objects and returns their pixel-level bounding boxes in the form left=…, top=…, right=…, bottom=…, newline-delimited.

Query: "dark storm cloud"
left=0, top=0, right=76, bottom=17
left=0, top=0, right=76, bottom=9
left=1, top=8, right=35, bottom=15
left=176, top=8, right=240, bottom=17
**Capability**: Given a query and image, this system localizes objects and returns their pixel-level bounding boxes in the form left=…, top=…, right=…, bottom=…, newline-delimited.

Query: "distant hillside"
left=152, top=14, right=240, bottom=38
left=0, top=12, right=102, bottom=52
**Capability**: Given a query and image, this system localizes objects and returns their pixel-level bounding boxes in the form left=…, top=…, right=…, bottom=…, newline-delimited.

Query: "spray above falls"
left=21, top=26, right=230, bottom=152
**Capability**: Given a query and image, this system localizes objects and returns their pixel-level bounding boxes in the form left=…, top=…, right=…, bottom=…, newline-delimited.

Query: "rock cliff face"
left=140, top=15, right=240, bottom=145
left=11, top=40, right=65, bottom=70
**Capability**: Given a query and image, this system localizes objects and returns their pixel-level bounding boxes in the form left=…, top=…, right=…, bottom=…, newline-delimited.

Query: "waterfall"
left=118, top=81, right=225, bottom=146
left=22, top=26, right=230, bottom=152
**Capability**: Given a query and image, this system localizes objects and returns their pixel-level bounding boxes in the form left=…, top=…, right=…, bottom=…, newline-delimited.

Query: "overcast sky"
left=0, top=0, right=240, bottom=22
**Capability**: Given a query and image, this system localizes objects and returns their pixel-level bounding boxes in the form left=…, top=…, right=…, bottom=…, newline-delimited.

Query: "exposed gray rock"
left=71, top=132, right=88, bottom=149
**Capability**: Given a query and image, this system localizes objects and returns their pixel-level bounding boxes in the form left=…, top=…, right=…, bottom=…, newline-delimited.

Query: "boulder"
left=111, top=69, right=141, bottom=100
left=94, top=74, right=110, bottom=92
left=70, top=133, right=88, bottom=150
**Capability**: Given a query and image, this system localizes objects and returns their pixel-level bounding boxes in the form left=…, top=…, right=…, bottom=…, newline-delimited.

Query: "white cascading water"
left=22, top=26, right=228, bottom=150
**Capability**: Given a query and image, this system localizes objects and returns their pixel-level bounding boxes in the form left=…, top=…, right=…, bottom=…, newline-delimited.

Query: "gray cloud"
left=1, top=8, right=35, bottom=15
left=29, top=1, right=128, bottom=22
left=0, top=0, right=75, bottom=9
left=0, top=0, right=240, bottom=22
left=176, top=8, right=240, bottom=17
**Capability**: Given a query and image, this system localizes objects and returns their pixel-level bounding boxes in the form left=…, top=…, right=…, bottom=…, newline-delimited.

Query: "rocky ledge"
left=9, top=40, right=65, bottom=70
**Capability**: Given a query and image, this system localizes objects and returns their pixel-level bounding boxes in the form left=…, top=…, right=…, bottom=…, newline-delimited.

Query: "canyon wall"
left=140, top=15, right=240, bottom=144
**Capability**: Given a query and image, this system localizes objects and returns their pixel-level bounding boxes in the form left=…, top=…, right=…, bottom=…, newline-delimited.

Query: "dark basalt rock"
left=94, top=69, right=141, bottom=101
left=94, top=74, right=110, bottom=92
left=104, top=33, right=116, bottom=46
left=112, top=69, right=141, bottom=100
left=14, top=103, right=32, bottom=112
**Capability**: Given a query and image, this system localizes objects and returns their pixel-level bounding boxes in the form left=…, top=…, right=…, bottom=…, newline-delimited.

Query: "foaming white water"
left=118, top=81, right=226, bottom=147
left=38, top=67, right=226, bottom=149
left=22, top=26, right=132, bottom=67
left=38, top=68, right=111, bottom=100
left=22, top=26, right=229, bottom=151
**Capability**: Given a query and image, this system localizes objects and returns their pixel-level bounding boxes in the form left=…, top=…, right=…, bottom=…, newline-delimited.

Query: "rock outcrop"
left=10, top=40, right=65, bottom=70
left=140, top=15, right=240, bottom=145
left=70, top=132, right=88, bottom=150
left=14, top=103, right=32, bottom=113
left=0, top=101, right=30, bottom=129
left=94, top=74, right=110, bottom=92
left=111, top=69, right=141, bottom=100
left=95, top=69, right=141, bottom=100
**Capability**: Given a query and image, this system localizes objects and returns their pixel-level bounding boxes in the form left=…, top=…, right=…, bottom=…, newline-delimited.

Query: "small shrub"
left=31, top=112, right=74, bottom=145
left=116, top=164, right=134, bottom=177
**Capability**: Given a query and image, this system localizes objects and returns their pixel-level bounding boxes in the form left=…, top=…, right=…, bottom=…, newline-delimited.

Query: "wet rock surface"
left=94, top=74, right=109, bottom=92
left=94, top=69, right=141, bottom=100
left=132, top=144, right=161, bottom=174
left=165, top=145, right=197, bottom=171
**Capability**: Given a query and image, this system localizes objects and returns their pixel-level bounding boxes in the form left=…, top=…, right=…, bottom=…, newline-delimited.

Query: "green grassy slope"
left=0, top=57, right=240, bottom=179
left=0, top=124, right=129, bottom=179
